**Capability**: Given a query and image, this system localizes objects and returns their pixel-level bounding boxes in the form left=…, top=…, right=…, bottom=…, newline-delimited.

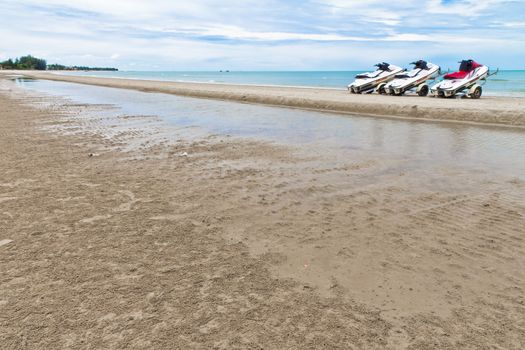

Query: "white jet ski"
left=384, top=60, right=441, bottom=96
left=431, top=59, right=497, bottom=99
left=348, top=62, right=403, bottom=94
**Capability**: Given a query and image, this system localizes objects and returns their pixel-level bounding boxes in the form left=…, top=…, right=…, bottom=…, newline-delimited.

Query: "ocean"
left=55, top=70, right=525, bottom=97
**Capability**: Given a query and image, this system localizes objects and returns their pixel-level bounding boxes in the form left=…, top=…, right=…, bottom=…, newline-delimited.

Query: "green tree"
left=16, top=55, right=47, bottom=70
left=47, top=63, right=66, bottom=70
left=0, top=58, right=15, bottom=69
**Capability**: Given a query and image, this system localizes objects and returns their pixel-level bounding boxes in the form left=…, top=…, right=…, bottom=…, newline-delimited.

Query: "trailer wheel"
left=377, top=84, right=386, bottom=95
left=470, top=86, right=482, bottom=99
left=417, top=85, right=429, bottom=97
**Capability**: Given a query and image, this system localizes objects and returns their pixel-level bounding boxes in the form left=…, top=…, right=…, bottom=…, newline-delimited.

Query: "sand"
left=2, top=70, right=525, bottom=127
left=1, top=76, right=524, bottom=349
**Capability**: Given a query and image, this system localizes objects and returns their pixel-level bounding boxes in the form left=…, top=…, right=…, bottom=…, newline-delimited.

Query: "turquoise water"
left=56, top=70, right=525, bottom=96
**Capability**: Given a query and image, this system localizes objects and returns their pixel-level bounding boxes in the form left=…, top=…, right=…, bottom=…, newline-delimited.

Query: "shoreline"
left=3, top=70, right=525, bottom=127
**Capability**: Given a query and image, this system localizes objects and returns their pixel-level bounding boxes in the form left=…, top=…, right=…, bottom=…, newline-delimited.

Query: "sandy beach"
left=1, top=75, right=524, bottom=349
left=2, top=70, right=525, bottom=127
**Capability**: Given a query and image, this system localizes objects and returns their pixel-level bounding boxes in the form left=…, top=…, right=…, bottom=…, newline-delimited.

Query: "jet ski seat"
left=355, top=71, right=383, bottom=79
left=445, top=60, right=482, bottom=80
left=395, top=69, right=422, bottom=79
left=444, top=71, right=469, bottom=80
left=394, top=60, right=430, bottom=78
left=355, top=62, right=392, bottom=78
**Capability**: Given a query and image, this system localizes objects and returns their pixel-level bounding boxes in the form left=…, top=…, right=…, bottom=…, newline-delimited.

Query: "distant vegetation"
left=0, top=55, right=118, bottom=71
left=47, top=64, right=118, bottom=71
left=0, top=55, right=47, bottom=70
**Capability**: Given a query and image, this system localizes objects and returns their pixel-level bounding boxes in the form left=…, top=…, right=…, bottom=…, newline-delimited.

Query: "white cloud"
left=163, top=24, right=435, bottom=42
left=315, top=0, right=406, bottom=25
left=0, top=0, right=523, bottom=69
left=490, top=21, right=525, bottom=28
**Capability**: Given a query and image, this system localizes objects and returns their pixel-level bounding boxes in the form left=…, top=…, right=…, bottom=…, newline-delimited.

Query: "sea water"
left=55, top=70, right=525, bottom=97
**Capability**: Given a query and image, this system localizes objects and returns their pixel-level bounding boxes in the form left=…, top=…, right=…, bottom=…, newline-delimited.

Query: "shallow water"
left=15, top=79, right=525, bottom=179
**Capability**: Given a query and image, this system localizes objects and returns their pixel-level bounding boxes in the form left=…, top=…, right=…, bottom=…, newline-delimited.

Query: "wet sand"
left=2, top=70, right=525, bottom=127
left=1, top=77, right=524, bottom=349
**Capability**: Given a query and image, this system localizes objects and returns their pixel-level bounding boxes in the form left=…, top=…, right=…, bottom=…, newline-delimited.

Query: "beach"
left=1, top=75, right=525, bottom=350
left=2, top=70, right=525, bottom=127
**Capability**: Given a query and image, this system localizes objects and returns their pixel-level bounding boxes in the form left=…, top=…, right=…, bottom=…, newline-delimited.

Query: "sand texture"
left=1, top=78, right=524, bottom=349
left=2, top=70, right=525, bottom=127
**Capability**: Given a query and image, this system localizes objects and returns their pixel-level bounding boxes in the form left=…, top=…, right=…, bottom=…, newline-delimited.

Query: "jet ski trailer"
left=384, top=60, right=441, bottom=96
left=348, top=62, right=403, bottom=94
left=431, top=59, right=498, bottom=99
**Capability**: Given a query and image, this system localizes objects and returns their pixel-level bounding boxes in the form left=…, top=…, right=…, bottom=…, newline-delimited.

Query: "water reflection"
left=14, top=78, right=525, bottom=178
left=450, top=128, right=468, bottom=156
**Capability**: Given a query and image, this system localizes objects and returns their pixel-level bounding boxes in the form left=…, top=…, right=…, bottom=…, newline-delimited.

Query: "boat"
left=348, top=62, right=403, bottom=94
left=430, top=59, right=497, bottom=99
left=384, top=60, right=441, bottom=96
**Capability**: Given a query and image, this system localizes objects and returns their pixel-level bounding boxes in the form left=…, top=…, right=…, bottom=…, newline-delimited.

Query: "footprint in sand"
left=79, top=214, right=112, bottom=224
left=0, top=197, right=18, bottom=204
left=114, top=190, right=138, bottom=212
left=0, top=179, right=35, bottom=188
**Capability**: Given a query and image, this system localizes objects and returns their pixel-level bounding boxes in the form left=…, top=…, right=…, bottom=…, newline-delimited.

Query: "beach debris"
left=179, top=152, right=189, bottom=157
left=0, top=239, right=13, bottom=247
left=88, top=153, right=100, bottom=157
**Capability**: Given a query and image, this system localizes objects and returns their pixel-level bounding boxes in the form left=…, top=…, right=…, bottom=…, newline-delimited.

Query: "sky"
left=0, top=0, right=524, bottom=70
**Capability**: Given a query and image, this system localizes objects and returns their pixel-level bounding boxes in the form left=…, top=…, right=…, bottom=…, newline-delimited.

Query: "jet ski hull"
left=348, top=64, right=403, bottom=94
left=431, top=65, right=489, bottom=98
left=384, top=63, right=440, bottom=96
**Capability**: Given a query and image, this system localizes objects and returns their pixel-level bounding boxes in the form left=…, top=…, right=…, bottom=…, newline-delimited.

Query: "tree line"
left=0, top=55, right=47, bottom=70
left=1, top=55, right=118, bottom=71
left=47, top=64, right=118, bottom=71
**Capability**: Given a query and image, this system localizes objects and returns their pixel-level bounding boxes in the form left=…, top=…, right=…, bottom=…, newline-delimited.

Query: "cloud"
left=0, top=0, right=524, bottom=69
left=163, top=24, right=435, bottom=42
left=490, top=21, right=525, bottom=28
left=426, top=0, right=510, bottom=16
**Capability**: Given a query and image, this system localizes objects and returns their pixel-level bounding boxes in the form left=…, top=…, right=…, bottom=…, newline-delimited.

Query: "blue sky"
left=0, top=0, right=524, bottom=70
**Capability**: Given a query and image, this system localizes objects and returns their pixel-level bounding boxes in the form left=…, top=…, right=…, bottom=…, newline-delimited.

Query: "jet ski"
left=431, top=59, right=497, bottom=99
left=384, top=60, right=441, bottom=96
left=348, top=62, right=403, bottom=94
